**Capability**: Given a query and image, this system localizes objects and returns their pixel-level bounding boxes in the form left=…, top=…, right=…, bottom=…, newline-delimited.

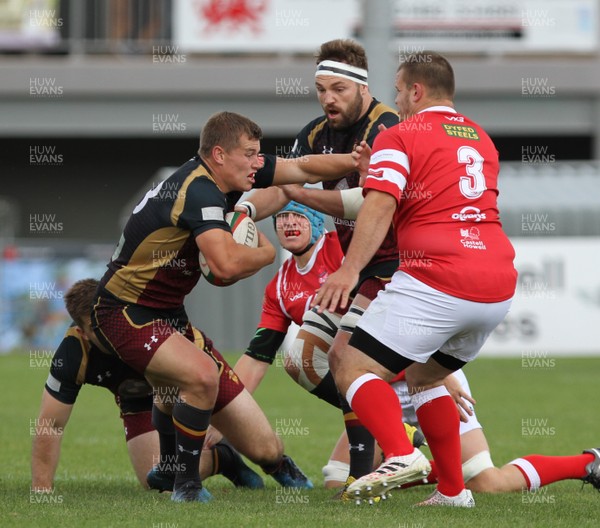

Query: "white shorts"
left=356, top=272, right=513, bottom=364
left=392, top=368, right=482, bottom=435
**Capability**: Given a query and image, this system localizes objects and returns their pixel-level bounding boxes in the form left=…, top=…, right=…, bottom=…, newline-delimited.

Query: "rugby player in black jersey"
left=235, top=39, right=400, bottom=497
left=90, top=111, right=369, bottom=502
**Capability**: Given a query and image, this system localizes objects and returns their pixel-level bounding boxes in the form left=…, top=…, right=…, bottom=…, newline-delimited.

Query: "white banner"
left=174, top=0, right=359, bottom=53
left=393, top=0, right=598, bottom=53
left=483, top=237, right=600, bottom=356
left=174, top=0, right=597, bottom=54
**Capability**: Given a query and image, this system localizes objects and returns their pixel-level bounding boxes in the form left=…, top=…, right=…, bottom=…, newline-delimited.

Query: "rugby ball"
left=199, top=211, right=259, bottom=287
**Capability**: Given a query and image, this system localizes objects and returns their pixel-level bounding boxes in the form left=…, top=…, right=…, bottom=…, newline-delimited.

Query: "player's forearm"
left=283, top=186, right=345, bottom=219
left=343, top=191, right=396, bottom=273
left=272, top=154, right=356, bottom=185
left=31, top=434, right=62, bottom=491
left=300, top=153, right=356, bottom=183
left=233, top=354, right=270, bottom=394
left=219, top=245, right=275, bottom=281
left=238, top=187, right=290, bottom=221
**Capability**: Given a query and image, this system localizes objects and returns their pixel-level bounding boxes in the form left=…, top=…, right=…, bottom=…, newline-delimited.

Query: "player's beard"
left=326, top=88, right=364, bottom=130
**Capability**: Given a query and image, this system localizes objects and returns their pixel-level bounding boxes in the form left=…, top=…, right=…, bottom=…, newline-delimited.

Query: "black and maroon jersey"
left=99, top=155, right=276, bottom=309
left=45, top=326, right=153, bottom=415
left=290, top=99, right=400, bottom=268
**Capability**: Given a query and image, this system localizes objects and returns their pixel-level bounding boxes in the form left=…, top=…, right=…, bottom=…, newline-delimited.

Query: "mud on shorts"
left=92, top=293, right=244, bottom=413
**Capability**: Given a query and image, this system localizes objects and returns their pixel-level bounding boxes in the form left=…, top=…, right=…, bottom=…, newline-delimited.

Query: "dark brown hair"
left=64, top=278, right=99, bottom=327
left=398, top=51, right=455, bottom=99
left=199, top=111, right=262, bottom=158
left=316, top=39, right=368, bottom=71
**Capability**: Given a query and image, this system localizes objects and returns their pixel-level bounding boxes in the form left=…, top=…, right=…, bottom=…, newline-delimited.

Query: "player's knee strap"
left=339, top=304, right=365, bottom=333
left=283, top=309, right=340, bottom=392
left=117, top=378, right=153, bottom=414
left=462, top=450, right=494, bottom=482
left=322, top=459, right=350, bottom=484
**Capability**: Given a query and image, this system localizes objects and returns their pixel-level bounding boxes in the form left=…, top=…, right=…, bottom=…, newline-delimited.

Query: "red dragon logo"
left=196, top=0, right=269, bottom=34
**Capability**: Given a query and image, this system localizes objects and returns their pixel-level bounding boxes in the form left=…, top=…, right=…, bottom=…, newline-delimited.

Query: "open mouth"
left=284, top=229, right=301, bottom=238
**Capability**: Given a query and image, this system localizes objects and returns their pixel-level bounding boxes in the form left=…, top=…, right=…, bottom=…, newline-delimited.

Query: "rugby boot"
left=171, top=480, right=213, bottom=503
left=270, top=455, right=314, bottom=489
left=582, top=447, right=600, bottom=491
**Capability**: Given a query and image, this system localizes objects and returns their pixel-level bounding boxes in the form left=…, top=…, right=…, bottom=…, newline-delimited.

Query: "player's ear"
left=212, top=145, right=225, bottom=165
left=412, top=82, right=425, bottom=102
left=74, top=326, right=87, bottom=340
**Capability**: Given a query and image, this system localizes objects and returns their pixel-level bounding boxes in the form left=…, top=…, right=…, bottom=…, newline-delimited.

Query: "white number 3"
left=457, top=146, right=486, bottom=199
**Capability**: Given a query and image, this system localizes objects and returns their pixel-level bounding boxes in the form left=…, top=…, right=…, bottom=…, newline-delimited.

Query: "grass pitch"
left=2, top=352, right=599, bottom=527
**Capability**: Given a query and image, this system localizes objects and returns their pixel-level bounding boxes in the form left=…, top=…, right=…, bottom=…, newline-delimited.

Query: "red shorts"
left=93, top=294, right=244, bottom=412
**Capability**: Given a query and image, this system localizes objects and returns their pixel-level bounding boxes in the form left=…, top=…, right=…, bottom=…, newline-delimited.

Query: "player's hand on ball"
left=257, top=231, right=276, bottom=259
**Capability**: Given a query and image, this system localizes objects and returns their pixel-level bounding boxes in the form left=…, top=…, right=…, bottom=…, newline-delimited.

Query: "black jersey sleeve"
left=253, top=154, right=276, bottom=188
left=44, top=334, right=85, bottom=405
left=244, top=327, right=287, bottom=364
left=178, top=177, right=230, bottom=238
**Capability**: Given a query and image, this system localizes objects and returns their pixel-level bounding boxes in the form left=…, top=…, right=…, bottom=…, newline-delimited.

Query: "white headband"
left=315, top=60, right=368, bottom=86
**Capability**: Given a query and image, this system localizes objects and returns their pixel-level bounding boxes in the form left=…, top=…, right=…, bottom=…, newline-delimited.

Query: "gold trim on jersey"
left=104, top=227, right=189, bottom=304
left=362, top=102, right=398, bottom=143
left=306, top=120, right=327, bottom=151
left=65, top=326, right=91, bottom=385
left=171, top=164, right=215, bottom=225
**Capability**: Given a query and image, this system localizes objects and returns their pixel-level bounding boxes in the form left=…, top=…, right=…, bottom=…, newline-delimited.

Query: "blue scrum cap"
left=274, top=201, right=325, bottom=244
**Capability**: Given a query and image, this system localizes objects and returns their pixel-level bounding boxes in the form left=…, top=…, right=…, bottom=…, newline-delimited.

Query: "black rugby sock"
left=172, top=401, right=212, bottom=489
left=309, top=372, right=342, bottom=408
left=151, top=405, right=177, bottom=473
left=340, top=394, right=375, bottom=480
left=211, top=440, right=240, bottom=482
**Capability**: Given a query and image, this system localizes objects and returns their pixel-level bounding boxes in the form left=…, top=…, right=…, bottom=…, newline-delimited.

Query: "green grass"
left=2, top=352, right=600, bottom=527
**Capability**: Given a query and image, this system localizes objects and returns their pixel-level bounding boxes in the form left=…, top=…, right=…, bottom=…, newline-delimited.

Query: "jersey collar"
left=418, top=105, right=457, bottom=114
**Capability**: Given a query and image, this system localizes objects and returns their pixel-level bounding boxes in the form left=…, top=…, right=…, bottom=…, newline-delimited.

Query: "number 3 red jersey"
left=364, top=106, right=517, bottom=303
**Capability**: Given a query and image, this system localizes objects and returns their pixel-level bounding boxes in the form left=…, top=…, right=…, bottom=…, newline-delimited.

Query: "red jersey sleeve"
left=256, top=275, right=292, bottom=333
left=363, top=129, right=409, bottom=203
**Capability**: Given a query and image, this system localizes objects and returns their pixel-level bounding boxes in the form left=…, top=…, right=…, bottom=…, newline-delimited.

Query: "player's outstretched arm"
left=233, top=354, right=271, bottom=394
left=31, top=390, right=74, bottom=491
left=272, top=147, right=370, bottom=186
left=234, top=327, right=287, bottom=393
left=237, top=186, right=290, bottom=221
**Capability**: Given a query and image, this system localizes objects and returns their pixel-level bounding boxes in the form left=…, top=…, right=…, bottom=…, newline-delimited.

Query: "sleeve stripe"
left=367, top=166, right=407, bottom=190
left=370, top=148, right=410, bottom=175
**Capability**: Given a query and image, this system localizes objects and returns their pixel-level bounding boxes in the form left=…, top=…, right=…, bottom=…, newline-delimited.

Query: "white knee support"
left=283, top=309, right=340, bottom=392
left=339, top=304, right=365, bottom=333
left=462, top=450, right=495, bottom=482
left=322, top=459, right=350, bottom=484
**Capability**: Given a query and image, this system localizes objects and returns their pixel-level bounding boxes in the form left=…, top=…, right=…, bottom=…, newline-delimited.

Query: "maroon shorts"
left=122, top=410, right=154, bottom=442
left=92, top=294, right=244, bottom=412
left=356, top=275, right=392, bottom=301
left=353, top=259, right=397, bottom=301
